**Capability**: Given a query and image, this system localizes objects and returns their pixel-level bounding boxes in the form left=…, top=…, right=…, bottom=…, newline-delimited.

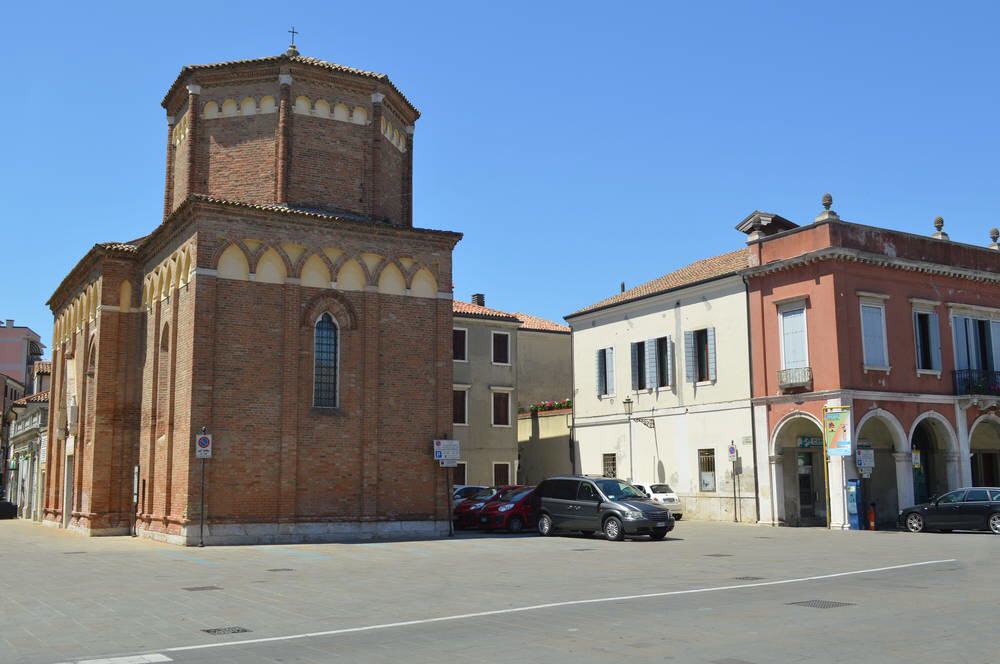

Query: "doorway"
left=62, top=450, right=74, bottom=528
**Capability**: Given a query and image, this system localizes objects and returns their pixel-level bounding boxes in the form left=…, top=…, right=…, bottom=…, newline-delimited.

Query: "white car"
left=452, top=485, right=489, bottom=508
left=647, top=483, right=683, bottom=519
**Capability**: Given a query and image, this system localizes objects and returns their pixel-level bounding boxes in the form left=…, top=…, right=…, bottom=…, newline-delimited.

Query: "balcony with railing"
left=778, top=366, right=813, bottom=392
left=953, top=369, right=1000, bottom=396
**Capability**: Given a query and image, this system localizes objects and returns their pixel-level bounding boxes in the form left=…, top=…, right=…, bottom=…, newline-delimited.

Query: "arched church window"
left=314, top=313, right=339, bottom=408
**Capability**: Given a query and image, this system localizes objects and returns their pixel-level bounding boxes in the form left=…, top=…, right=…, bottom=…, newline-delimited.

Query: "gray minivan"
left=534, top=475, right=675, bottom=541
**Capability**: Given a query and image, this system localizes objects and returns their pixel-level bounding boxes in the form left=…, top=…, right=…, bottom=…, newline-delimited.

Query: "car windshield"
left=595, top=479, right=646, bottom=500
left=455, top=487, right=482, bottom=498
left=650, top=484, right=673, bottom=493
left=471, top=488, right=496, bottom=500
left=499, top=488, right=533, bottom=502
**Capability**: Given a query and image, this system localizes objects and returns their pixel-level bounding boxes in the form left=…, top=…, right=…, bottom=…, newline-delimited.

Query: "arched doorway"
left=970, top=416, right=1000, bottom=487
left=772, top=414, right=827, bottom=526
left=909, top=413, right=958, bottom=504
left=855, top=410, right=908, bottom=526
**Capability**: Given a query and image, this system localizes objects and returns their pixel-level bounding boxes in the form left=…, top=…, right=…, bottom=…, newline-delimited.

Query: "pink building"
left=0, top=319, right=44, bottom=386
left=746, top=198, right=1000, bottom=528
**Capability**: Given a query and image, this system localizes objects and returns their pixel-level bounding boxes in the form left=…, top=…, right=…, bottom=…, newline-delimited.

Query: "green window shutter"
left=645, top=339, right=657, bottom=389
left=630, top=342, right=641, bottom=390
left=596, top=349, right=606, bottom=396
left=929, top=312, right=941, bottom=371
left=707, top=327, right=717, bottom=381
left=684, top=330, right=696, bottom=383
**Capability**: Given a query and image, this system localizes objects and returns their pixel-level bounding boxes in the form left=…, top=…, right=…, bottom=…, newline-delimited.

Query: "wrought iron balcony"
left=778, top=366, right=812, bottom=391
left=953, top=369, right=1000, bottom=396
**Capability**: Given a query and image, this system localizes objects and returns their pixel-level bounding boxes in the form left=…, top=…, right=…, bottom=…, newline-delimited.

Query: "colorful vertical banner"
left=823, top=406, right=852, bottom=457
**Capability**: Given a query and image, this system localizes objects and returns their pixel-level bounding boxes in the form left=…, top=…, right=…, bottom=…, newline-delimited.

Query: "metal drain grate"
left=183, top=585, right=223, bottom=592
left=705, top=553, right=733, bottom=557
left=787, top=600, right=855, bottom=609
left=733, top=576, right=764, bottom=581
left=266, top=568, right=295, bottom=572
left=202, top=626, right=251, bottom=635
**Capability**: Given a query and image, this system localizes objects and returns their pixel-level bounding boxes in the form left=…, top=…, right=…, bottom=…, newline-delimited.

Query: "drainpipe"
left=568, top=324, right=577, bottom=474
left=743, top=274, right=761, bottom=523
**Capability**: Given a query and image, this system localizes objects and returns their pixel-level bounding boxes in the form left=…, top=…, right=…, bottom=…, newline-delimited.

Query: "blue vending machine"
left=846, top=479, right=863, bottom=530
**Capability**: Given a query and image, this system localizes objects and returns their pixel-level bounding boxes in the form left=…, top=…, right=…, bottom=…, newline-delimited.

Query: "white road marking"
left=77, top=655, right=173, bottom=664
left=157, top=558, right=956, bottom=654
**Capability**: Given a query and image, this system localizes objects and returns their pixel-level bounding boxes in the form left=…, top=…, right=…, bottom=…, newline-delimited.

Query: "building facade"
left=452, top=296, right=520, bottom=486
left=42, top=45, right=462, bottom=545
left=1, top=373, right=26, bottom=500
left=566, top=251, right=758, bottom=522
left=746, top=199, right=1000, bottom=529
left=7, top=390, right=49, bottom=520
left=0, top=320, right=43, bottom=390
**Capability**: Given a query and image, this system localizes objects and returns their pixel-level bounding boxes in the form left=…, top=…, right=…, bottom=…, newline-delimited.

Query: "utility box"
left=846, top=478, right=863, bottom=530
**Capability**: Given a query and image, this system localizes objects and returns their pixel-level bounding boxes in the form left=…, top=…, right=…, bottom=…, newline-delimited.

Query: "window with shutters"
left=452, top=387, right=468, bottom=425
left=602, top=453, right=617, bottom=478
left=491, top=390, right=511, bottom=427
left=313, top=313, right=339, bottom=407
left=655, top=336, right=672, bottom=388
left=860, top=300, right=889, bottom=369
left=686, top=328, right=715, bottom=383
left=630, top=342, right=646, bottom=390
left=913, top=310, right=941, bottom=373
left=596, top=347, right=615, bottom=396
left=492, top=331, right=511, bottom=365
left=453, top=328, right=468, bottom=362
left=779, top=306, right=808, bottom=369
left=698, top=448, right=716, bottom=492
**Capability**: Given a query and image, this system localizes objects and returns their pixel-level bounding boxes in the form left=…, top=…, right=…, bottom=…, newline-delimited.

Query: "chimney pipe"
left=4, top=319, right=12, bottom=328
left=471, top=293, right=485, bottom=306
left=620, top=282, right=625, bottom=293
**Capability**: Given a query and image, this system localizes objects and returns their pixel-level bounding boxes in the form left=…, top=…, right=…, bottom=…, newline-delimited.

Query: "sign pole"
left=199, top=457, right=206, bottom=547
left=195, top=426, right=212, bottom=547
left=732, top=458, right=738, bottom=523
left=447, top=465, right=454, bottom=537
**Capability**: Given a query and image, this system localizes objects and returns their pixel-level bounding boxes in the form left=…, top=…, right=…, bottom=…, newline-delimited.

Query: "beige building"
left=566, top=250, right=758, bottom=522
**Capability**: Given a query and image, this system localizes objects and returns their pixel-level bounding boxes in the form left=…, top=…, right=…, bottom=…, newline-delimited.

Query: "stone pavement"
left=0, top=519, right=995, bottom=664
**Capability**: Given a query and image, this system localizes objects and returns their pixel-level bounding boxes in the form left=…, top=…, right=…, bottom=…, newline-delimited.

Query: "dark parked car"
left=452, top=486, right=501, bottom=529
left=479, top=486, right=536, bottom=532
left=534, top=475, right=675, bottom=541
left=0, top=501, right=17, bottom=519
left=898, top=487, right=1000, bottom=534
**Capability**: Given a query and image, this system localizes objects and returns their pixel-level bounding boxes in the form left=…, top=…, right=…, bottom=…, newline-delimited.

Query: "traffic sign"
left=728, top=443, right=738, bottom=462
left=195, top=433, right=213, bottom=459
left=433, top=439, right=460, bottom=461
left=439, top=459, right=458, bottom=467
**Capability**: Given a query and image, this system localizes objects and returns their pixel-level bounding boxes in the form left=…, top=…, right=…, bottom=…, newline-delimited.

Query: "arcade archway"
left=970, top=415, right=1000, bottom=487
left=771, top=413, right=827, bottom=527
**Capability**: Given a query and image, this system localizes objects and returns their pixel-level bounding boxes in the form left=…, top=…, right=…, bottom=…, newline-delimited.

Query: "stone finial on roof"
left=932, top=215, right=949, bottom=240
left=990, top=227, right=999, bottom=250
left=814, top=193, right=840, bottom=223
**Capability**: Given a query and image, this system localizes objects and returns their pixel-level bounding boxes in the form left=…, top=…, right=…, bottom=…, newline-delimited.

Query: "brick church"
left=42, top=43, right=461, bottom=544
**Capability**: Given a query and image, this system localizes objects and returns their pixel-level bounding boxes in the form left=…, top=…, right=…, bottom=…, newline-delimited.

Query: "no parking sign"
left=195, top=433, right=213, bottom=459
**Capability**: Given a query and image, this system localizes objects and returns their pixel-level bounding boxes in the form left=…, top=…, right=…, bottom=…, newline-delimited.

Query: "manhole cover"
left=266, top=568, right=295, bottom=572
left=183, top=586, right=223, bottom=592
left=733, top=576, right=764, bottom=581
left=705, top=554, right=733, bottom=557
left=202, top=626, right=251, bottom=635
left=787, top=600, right=855, bottom=609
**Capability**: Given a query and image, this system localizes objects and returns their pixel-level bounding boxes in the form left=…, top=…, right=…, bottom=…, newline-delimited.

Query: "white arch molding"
left=769, top=410, right=823, bottom=456
left=855, top=408, right=908, bottom=452
left=907, top=410, right=959, bottom=453
left=969, top=412, right=1000, bottom=439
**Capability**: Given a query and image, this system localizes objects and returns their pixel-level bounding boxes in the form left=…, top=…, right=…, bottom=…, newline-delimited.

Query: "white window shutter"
left=666, top=337, right=674, bottom=386
left=630, top=342, right=641, bottom=390
left=645, top=339, right=657, bottom=389
left=606, top=347, right=615, bottom=395
left=684, top=330, right=696, bottom=383
left=930, top=313, right=942, bottom=372
left=707, top=327, right=717, bottom=381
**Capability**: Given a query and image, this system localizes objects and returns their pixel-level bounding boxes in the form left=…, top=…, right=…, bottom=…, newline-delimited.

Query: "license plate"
left=655, top=521, right=666, bottom=527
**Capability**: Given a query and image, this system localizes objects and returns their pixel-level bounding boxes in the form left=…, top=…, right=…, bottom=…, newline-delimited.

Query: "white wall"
left=569, top=276, right=757, bottom=521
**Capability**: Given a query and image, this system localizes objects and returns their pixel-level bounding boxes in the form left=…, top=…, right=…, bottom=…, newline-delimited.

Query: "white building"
left=565, top=249, right=759, bottom=522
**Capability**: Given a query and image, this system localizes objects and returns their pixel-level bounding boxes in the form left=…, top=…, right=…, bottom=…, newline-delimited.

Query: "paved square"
left=0, top=520, right=994, bottom=664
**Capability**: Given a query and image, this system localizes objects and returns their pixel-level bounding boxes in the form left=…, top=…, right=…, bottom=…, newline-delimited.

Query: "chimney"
left=471, top=293, right=485, bottom=306
left=4, top=319, right=12, bottom=328
left=620, top=282, right=625, bottom=293
left=989, top=228, right=999, bottom=251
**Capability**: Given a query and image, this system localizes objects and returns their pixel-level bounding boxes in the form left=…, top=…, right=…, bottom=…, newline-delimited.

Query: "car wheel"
left=905, top=512, right=925, bottom=533
left=649, top=528, right=669, bottom=541
left=603, top=516, right=625, bottom=541
left=537, top=513, right=553, bottom=536
left=508, top=516, right=523, bottom=533
left=989, top=512, right=1000, bottom=534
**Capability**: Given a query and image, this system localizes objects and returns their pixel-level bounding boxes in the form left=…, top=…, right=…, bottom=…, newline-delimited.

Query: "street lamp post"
left=623, top=396, right=634, bottom=482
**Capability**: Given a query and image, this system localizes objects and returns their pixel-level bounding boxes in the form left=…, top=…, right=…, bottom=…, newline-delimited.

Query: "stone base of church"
left=137, top=519, right=452, bottom=546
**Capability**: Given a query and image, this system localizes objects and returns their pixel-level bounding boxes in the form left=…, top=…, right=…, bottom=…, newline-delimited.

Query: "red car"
left=453, top=486, right=500, bottom=529
left=479, top=486, right=536, bottom=532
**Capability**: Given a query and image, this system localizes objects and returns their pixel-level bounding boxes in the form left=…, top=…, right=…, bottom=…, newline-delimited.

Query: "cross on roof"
left=288, top=26, right=298, bottom=45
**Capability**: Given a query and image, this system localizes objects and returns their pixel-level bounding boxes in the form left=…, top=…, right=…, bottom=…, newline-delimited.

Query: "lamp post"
left=623, top=396, right=634, bottom=482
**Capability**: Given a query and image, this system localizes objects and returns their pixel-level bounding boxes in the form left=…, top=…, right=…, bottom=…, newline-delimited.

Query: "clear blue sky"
left=2, top=2, right=998, bottom=351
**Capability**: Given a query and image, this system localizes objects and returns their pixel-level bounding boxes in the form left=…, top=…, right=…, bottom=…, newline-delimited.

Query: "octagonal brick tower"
left=160, top=44, right=417, bottom=227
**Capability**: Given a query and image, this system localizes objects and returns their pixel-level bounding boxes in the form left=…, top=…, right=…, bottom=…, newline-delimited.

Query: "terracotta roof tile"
left=512, top=312, right=570, bottom=334
left=567, top=248, right=750, bottom=318
left=12, top=390, right=48, bottom=406
left=452, top=300, right=521, bottom=323
left=32, top=361, right=51, bottom=375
